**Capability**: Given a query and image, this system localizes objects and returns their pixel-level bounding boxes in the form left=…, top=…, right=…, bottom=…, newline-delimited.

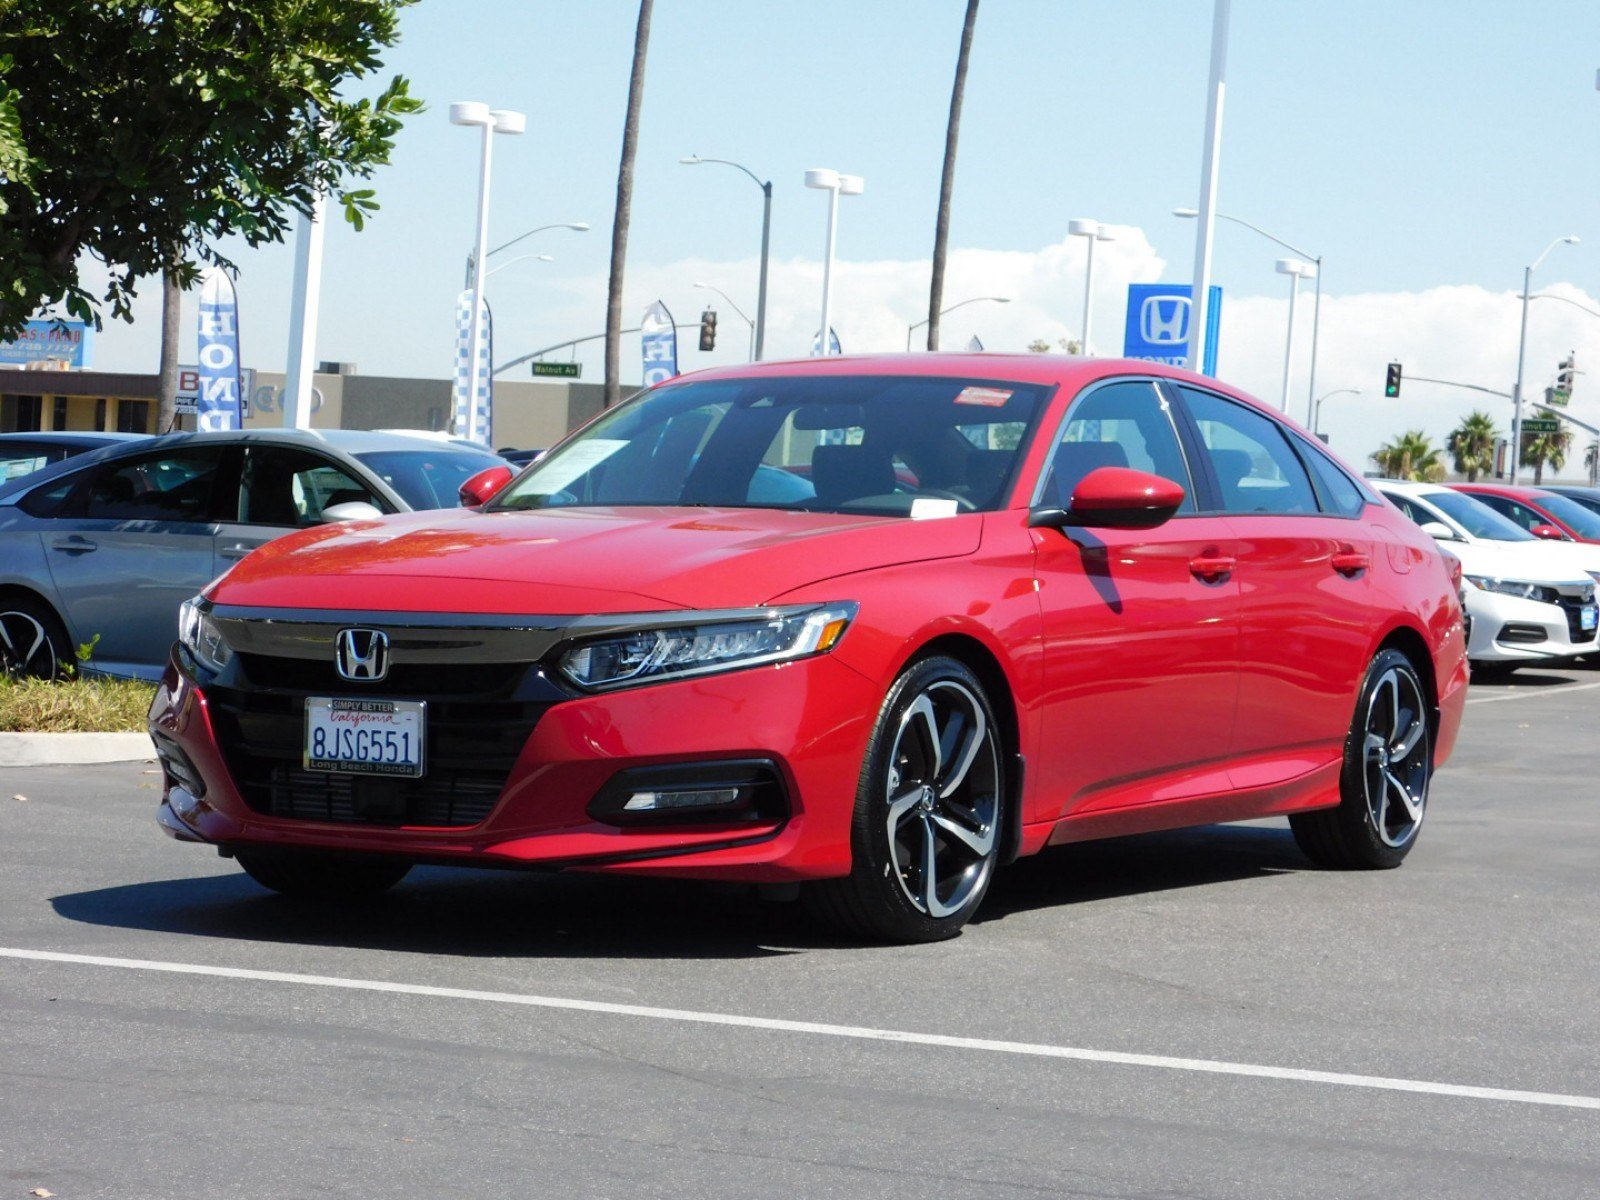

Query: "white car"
left=1375, top=480, right=1599, bottom=667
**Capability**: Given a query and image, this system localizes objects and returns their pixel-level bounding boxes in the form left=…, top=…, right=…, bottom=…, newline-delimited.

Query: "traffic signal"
left=698, top=308, right=717, bottom=352
left=1556, top=351, right=1577, bottom=399
left=1384, top=362, right=1403, bottom=398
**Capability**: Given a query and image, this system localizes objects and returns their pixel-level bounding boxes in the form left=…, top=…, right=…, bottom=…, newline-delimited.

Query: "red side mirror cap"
left=1530, top=523, right=1567, bottom=541
left=460, top=465, right=515, bottom=508
left=1061, top=465, right=1186, bottom=529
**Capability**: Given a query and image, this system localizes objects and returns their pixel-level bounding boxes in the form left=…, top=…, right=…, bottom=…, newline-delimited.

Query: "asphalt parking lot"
left=3, top=664, right=1599, bottom=1199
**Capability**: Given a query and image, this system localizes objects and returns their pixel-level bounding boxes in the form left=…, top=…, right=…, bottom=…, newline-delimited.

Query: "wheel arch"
left=0, top=582, right=69, bottom=629
left=908, top=631, right=1026, bottom=864
left=1372, top=622, right=1439, bottom=737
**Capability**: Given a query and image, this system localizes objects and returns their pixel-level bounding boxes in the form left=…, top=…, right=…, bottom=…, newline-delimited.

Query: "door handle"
left=49, top=536, right=96, bottom=555
left=1189, top=553, right=1236, bottom=583
left=1331, top=548, right=1370, bottom=577
left=218, top=542, right=260, bottom=561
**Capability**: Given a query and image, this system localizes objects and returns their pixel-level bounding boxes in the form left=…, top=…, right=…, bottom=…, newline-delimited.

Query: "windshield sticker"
left=529, top=439, right=629, bottom=493
left=954, top=386, right=1013, bottom=407
left=910, top=497, right=960, bottom=520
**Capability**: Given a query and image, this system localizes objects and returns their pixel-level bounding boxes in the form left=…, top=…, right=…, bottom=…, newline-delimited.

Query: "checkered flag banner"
left=452, top=290, right=494, bottom=444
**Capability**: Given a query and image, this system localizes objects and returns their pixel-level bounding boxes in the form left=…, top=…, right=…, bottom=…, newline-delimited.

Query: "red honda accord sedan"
left=149, top=356, right=1467, bottom=942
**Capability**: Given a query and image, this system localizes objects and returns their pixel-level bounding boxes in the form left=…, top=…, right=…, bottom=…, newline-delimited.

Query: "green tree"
left=1446, top=410, right=1499, bottom=482
left=1521, top=426, right=1572, bottom=485
left=926, top=0, right=979, bottom=352
left=0, top=1, right=420, bottom=342
left=604, top=0, right=654, bottom=408
left=1372, top=430, right=1447, bottom=482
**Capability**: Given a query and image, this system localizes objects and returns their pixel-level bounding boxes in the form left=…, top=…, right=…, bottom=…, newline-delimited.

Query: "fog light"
left=623, top=787, right=742, bottom=812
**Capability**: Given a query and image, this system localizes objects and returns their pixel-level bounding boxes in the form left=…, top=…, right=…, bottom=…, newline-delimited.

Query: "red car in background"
left=150, top=356, right=1467, bottom=943
left=1451, top=482, right=1600, bottom=544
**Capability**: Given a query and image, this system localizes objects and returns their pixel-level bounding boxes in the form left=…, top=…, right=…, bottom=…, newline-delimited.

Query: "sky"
left=73, top=0, right=1600, bottom=471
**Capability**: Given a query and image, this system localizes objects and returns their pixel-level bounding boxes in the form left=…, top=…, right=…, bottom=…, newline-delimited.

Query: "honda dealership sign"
left=196, top=269, right=243, bottom=431
left=641, top=300, right=678, bottom=387
left=1122, top=284, right=1222, bottom=375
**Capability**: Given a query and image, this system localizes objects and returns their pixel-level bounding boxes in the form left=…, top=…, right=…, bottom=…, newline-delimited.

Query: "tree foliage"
left=0, top=0, right=421, bottom=339
left=1372, top=430, right=1446, bottom=482
left=1521, top=425, right=1572, bottom=485
left=1446, top=409, right=1498, bottom=482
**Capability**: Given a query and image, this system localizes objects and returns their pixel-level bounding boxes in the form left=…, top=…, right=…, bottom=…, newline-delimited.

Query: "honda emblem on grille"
left=335, top=628, right=390, bottom=682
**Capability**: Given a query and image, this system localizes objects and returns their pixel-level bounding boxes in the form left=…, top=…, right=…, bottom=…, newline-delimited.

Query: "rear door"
left=42, top=444, right=230, bottom=673
left=1172, top=385, right=1379, bottom=788
left=1032, top=378, right=1241, bottom=817
left=214, top=444, right=388, bottom=567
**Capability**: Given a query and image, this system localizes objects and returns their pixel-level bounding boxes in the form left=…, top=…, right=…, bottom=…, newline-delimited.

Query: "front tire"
left=236, top=851, right=411, bottom=900
left=808, top=656, right=1004, bottom=943
left=0, top=596, right=72, bottom=680
left=1290, top=648, right=1432, bottom=869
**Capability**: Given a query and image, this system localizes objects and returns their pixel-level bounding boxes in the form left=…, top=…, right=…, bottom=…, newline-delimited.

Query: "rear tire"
left=236, top=851, right=411, bottom=900
left=806, top=656, right=1004, bottom=943
left=1290, top=648, right=1431, bottom=870
left=0, top=596, right=72, bottom=680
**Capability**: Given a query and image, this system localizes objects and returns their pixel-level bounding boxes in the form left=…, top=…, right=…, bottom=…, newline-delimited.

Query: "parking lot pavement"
left=3, top=664, right=1599, bottom=1199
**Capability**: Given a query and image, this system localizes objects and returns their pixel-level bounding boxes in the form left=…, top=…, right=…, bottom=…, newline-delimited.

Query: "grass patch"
left=0, top=675, right=156, bottom=733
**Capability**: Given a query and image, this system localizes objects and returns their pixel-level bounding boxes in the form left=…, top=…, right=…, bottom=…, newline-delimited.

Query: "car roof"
left=1370, top=478, right=1451, bottom=496
left=1450, top=482, right=1554, bottom=499
left=0, top=431, right=148, bottom=447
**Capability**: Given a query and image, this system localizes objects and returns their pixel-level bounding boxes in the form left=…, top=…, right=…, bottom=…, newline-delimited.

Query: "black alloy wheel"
left=0, top=598, right=71, bottom=681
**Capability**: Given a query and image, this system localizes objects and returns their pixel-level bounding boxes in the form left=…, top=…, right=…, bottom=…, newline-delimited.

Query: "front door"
left=1032, top=379, right=1241, bottom=818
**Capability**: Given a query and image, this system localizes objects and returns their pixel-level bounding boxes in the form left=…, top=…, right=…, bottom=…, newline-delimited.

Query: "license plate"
left=1583, top=606, right=1597, bottom=633
left=304, top=697, right=426, bottom=777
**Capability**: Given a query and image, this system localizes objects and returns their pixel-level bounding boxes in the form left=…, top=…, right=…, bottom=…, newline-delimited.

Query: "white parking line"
left=1467, top=679, right=1600, bottom=705
left=4, top=946, right=1597, bottom=1111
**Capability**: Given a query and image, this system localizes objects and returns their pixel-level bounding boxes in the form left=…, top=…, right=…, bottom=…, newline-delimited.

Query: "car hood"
left=210, top=505, right=984, bottom=614
left=1450, top=536, right=1600, bottom=584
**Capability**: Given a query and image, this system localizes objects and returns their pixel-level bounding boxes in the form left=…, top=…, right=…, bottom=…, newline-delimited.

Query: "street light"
left=1312, top=387, right=1359, bottom=438
left=693, top=281, right=755, bottom=360
left=1067, top=219, right=1115, bottom=354
left=1175, top=206, right=1323, bottom=424
left=450, top=100, right=524, bottom=444
left=1275, top=258, right=1316, bottom=412
left=465, top=222, right=587, bottom=288
left=682, top=156, right=773, bottom=360
left=906, top=296, right=1010, bottom=351
left=1511, top=234, right=1580, bottom=484
left=804, top=168, right=864, bottom=357
left=485, top=253, right=553, bottom=280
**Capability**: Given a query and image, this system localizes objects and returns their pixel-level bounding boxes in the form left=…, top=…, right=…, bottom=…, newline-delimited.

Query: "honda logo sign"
left=1122, top=283, right=1223, bottom=373
left=335, top=629, right=390, bottom=682
left=1139, top=295, right=1191, bottom=345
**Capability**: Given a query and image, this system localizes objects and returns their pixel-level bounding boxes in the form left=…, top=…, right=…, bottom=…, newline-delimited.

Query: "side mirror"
left=1530, top=523, right=1567, bottom=541
left=1029, top=466, right=1186, bottom=530
left=321, top=500, right=384, bottom=524
left=1419, top=521, right=1456, bottom=541
left=460, top=464, right=514, bottom=508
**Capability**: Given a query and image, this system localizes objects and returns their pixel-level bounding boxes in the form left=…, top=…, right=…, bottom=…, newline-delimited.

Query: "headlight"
left=177, top=597, right=232, bottom=672
left=1462, top=576, right=1557, bottom=603
left=557, top=603, right=857, bottom=691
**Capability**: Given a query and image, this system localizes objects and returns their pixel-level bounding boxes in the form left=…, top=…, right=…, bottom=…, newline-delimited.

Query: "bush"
left=0, top=675, right=155, bottom=733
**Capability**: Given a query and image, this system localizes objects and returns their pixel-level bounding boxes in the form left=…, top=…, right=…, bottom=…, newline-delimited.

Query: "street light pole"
left=1068, top=219, right=1114, bottom=354
left=1511, top=235, right=1580, bottom=484
left=804, top=169, right=863, bottom=356
left=465, top=221, right=587, bottom=289
left=484, top=253, right=554, bottom=280
left=906, top=295, right=1010, bottom=351
left=1186, top=0, right=1231, bottom=374
left=1312, top=387, right=1359, bottom=438
left=1275, top=258, right=1313, bottom=412
left=450, top=101, right=524, bottom=444
left=681, top=156, right=773, bottom=359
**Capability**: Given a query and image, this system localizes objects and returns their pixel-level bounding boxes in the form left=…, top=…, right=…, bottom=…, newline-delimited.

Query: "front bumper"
left=1462, top=587, right=1598, bottom=664
left=148, top=649, right=881, bottom=883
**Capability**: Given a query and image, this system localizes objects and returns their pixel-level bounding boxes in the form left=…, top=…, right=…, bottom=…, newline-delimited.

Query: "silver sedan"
left=0, top=429, right=511, bottom=680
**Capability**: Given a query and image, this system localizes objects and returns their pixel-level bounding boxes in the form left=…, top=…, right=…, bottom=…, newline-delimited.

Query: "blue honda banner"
left=1122, top=283, right=1222, bottom=375
left=196, top=269, right=243, bottom=431
left=810, top=327, right=842, bottom=356
left=453, top=290, right=494, bottom=444
left=641, top=300, right=678, bottom=387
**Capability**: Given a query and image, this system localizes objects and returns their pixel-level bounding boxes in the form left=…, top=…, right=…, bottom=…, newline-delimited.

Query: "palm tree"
left=1522, top=426, right=1573, bottom=485
left=604, top=0, right=654, bottom=409
left=926, top=0, right=979, bottom=352
left=1446, top=410, right=1498, bottom=482
left=1372, top=430, right=1446, bottom=482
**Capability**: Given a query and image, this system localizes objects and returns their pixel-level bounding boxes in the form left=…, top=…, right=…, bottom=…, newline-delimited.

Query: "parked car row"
left=0, top=428, right=513, bottom=679
left=1373, top=480, right=1599, bottom=671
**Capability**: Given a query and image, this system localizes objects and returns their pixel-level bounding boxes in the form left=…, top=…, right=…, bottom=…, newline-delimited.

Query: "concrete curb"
left=0, top=732, right=154, bottom=767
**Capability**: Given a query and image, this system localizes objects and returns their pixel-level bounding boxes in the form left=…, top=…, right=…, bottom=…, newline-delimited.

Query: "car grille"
left=205, top=663, right=553, bottom=828
left=1556, top=596, right=1596, bottom=645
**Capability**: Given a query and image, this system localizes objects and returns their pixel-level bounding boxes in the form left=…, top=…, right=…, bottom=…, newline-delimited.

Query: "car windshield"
left=1429, top=490, right=1535, bottom=540
left=355, top=448, right=509, bottom=510
left=490, top=374, right=1050, bottom=517
left=1534, top=491, right=1600, bottom=540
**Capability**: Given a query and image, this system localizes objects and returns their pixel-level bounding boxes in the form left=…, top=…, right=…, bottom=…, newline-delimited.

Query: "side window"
left=1299, top=442, right=1369, bottom=517
left=238, top=447, right=380, bottom=528
left=1472, top=494, right=1544, bottom=533
left=1042, top=380, right=1195, bottom=512
left=1385, top=494, right=1433, bottom=530
left=1179, top=388, right=1318, bottom=515
left=82, top=447, right=226, bottom=523
left=17, top=474, right=80, bottom=519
